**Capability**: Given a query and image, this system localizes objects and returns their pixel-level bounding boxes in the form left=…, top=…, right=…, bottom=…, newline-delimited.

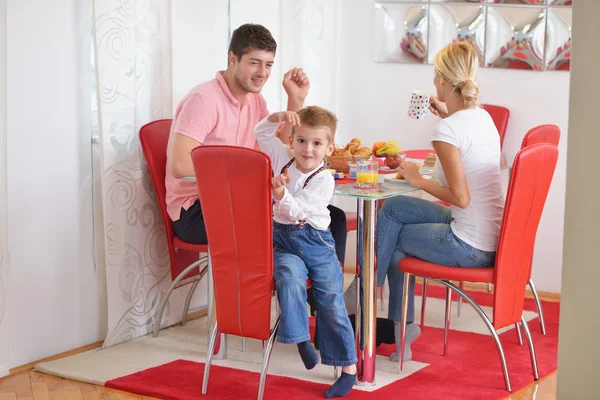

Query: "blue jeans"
left=273, top=222, right=357, bottom=367
left=376, top=196, right=496, bottom=322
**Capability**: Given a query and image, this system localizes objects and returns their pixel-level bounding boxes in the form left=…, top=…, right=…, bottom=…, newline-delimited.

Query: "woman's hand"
left=397, top=161, right=423, bottom=188
left=272, top=168, right=290, bottom=200
left=429, top=95, right=449, bottom=119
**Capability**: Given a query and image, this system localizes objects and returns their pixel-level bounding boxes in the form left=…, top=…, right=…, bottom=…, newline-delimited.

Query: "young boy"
left=254, top=106, right=357, bottom=398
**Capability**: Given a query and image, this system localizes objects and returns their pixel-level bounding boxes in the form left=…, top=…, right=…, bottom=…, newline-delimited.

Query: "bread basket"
left=326, top=155, right=370, bottom=172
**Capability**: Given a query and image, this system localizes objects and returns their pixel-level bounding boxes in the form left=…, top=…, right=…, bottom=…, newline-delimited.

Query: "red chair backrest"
left=139, top=119, right=200, bottom=283
left=493, top=144, right=558, bottom=329
left=191, top=145, right=274, bottom=340
left=482, top=104, right=510, bottom=150
left=521, top=124, right=560, bottom=148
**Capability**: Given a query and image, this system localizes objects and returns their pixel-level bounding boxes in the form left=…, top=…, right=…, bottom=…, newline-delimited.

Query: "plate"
left=383, top=174, right=433, bottom=187
left=383, top=177, right=413, bottom=187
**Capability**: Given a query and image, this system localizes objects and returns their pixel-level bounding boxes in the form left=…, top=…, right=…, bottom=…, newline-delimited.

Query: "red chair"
left=514, top=124, right=560, bottom=339
left=522, top=124, right=560, bottom=149
left=139, top=120, right=209, bottom=337
left=482, top=104, right=510, bottom=149
left=397, top=143, right=558, bottom=392
left=191, top=146, right=278, bottom=400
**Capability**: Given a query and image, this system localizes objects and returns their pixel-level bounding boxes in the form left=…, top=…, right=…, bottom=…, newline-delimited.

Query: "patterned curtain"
left=92, top=0, right=186, bottom=347
left=0, top=0, right=8, bottom=377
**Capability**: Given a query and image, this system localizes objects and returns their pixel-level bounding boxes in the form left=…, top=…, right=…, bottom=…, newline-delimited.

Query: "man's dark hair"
left=228, top=24, right=277, bottom=64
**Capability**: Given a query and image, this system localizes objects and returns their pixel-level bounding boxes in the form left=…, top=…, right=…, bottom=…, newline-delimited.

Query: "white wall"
left=6, top=0, right=106, bottom=367
left=171, top=0, right=230, bottom=108
left=337, top=0, right=569, bottom=293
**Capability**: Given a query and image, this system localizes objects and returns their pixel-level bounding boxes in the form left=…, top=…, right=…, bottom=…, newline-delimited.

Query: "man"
left=165, top=23, right=347, bottom=263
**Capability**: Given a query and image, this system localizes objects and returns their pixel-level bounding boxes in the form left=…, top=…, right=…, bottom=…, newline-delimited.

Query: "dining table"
left=332, top=172, right=427, bottom=385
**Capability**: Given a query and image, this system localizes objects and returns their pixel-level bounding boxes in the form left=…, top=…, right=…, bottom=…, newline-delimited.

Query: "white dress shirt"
left=254, top=118, right=333, bottom=231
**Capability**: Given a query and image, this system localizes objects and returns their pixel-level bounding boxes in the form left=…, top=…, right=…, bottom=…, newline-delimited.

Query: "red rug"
left=106, top=285, right=559, bottom=399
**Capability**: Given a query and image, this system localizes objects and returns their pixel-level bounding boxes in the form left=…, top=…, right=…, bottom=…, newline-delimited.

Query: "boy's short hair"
left=294, top=106, right=338, bottom=142
left=228, top=24, right=277, bottom=64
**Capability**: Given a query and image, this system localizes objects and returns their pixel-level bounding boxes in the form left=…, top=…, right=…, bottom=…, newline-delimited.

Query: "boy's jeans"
left=273, top=222, right=357, bottom=367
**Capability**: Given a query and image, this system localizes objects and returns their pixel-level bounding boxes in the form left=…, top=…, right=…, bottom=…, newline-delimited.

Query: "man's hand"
left=272, top=168, right=290, bottom=200
left=268, top=111, right=301, bottom=126
left=429, top=95, right=449, bottom=119
left=283, top=68, right=310, bottom=104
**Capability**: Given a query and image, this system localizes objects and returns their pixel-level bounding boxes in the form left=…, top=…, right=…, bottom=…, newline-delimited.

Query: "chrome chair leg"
left=242, top=337, right=247, bottom=352
left=487, top=283, right=493, bottom=292
left=520, top=315, right=539, bottom=380
left=153, top=258, right=208, bottom=338
left=529, top=279, right=547, bottom=335
left=444, top=286, right=452, bottom=356
left=457, top=281, right=464, bottom=318
left=420, top=278, right=428, bottom=328
left=399, top=272, right=412, bottom=373
left=434, top=279, right=512, bottom=392
left=515, top=322, right=523, bottom=345
left=202, top=322, right=219, bottom=395
left=258, top=318, right=280, bottom=400
left=334, top=366, right=339, bottom=379
left=181, top=278, right=201, bottom=326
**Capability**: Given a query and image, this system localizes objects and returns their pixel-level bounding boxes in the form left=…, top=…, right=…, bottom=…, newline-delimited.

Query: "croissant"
left=424, top=153, right=437, bottom=168
left=396, top=171, right=405, bottom=180
left=353, top=147, right=372, bottom=157
left=350, top=138, right=362, bottom=148
left=347, top=143, right=360, bottom=154
left=332, top=148, right=345, bottom=157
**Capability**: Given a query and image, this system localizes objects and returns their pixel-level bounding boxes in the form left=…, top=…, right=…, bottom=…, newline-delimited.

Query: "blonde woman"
left=377, top=42, right=505, bottom=361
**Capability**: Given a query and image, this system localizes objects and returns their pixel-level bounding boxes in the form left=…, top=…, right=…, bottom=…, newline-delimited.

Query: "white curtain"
left=0, top=0, right=8, bottom=377
left=280, top=0, right=340, bottom=112
left=93, top=0, right=186, bottom=347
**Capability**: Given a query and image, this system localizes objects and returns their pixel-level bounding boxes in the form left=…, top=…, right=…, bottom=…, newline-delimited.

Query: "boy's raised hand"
left=268, top=111, right=302, bottom=127
left=272, top=168, right=290, bottom=200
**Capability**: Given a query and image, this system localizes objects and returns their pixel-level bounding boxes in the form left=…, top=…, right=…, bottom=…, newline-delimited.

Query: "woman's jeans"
left=376, top=196, right=496, bottom=322
left=273, top=222, right=357, bottom=367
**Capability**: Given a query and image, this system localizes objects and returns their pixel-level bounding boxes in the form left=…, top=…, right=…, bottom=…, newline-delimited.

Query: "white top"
left=254, top=118, right=333, bottom=231
left=432, top=107, right=505, bottom=252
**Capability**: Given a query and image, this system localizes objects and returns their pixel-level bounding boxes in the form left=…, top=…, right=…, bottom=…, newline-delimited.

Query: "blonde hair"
left=434, top=42, right=480, bottom=108
left=293, top=106, right=338, bottom=142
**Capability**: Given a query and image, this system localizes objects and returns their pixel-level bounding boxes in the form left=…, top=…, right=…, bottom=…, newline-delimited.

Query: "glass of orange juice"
left=356, top=160, right=379, bottom=189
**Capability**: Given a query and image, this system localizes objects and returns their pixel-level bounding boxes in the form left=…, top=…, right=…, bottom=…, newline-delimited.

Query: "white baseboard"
left=0, top=364, right=9, bottom=378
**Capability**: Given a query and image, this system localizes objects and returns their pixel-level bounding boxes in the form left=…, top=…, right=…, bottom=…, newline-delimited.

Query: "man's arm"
left=278, top=68, right=310, bottom=143
left=167, top=133, right=201, bottom=179
left=167, top=93, right=216, bottom=178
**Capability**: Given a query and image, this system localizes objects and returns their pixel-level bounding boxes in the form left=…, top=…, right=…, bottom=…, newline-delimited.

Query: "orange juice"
left=357, top=172, right=378, bottom=185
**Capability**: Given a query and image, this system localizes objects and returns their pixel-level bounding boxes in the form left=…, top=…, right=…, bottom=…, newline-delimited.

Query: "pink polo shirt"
left=165, top=71, right=269, bottom=221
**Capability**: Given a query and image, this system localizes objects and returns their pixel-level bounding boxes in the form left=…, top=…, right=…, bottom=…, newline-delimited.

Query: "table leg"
left=207, top=251, right=227, bottom=359
left=355, top=198, right=378, bottom=385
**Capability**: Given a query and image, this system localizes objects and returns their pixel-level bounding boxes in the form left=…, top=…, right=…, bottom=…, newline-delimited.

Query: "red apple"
left=385, top=154, right=405, bottom=169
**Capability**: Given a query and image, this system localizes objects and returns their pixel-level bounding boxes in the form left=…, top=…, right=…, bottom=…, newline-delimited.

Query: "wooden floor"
left=0, top=368, right=556, bottom=400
